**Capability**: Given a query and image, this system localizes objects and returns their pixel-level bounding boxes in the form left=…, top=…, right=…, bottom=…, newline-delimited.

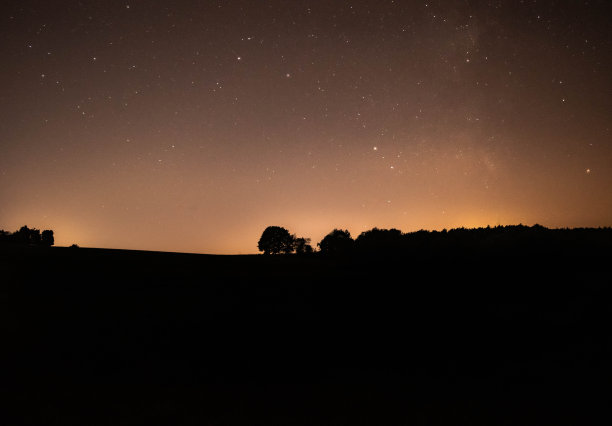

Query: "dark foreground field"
left=1, top=242, right=611, bottom=425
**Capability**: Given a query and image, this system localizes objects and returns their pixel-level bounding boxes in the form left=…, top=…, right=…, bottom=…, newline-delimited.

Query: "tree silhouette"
left=30, top=228, right=42, bottom=245
left=294, top=237, right=313, bottom=254
left=41, top=230, right=54, bottom=247
left=13, top=226, right=30, bottom=244
left=13, top=226, right=41, bottom=245
left=318, top=229, right=354, bottom=255
left=355, top=227, right=403, bottom=253
left=0, top=226, right=56, bottom=247
left=258, top=226, right=295, bottom=254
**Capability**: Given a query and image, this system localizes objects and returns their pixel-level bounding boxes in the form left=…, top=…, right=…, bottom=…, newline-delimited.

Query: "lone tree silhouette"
left=258, top=226, right=295, bottom=254
left=318, top=229, right=354, bottom=255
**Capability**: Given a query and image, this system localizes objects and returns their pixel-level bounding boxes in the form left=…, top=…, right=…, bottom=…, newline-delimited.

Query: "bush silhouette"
left=258, top=226, right=295, bottom=254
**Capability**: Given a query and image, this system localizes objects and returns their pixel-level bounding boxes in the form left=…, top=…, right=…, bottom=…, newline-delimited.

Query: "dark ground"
left=1, top=243, right=611, bottom=425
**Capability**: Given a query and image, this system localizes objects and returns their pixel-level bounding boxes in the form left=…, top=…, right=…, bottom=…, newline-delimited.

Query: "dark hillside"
left=2, top=231, right=611, bottom=425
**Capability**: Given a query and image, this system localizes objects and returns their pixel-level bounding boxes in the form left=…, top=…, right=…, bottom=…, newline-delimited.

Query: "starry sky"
left=1, top=0, right=611, bottom=253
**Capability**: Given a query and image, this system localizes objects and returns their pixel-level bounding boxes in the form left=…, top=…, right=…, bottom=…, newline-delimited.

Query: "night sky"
left=2, top=1, right=611, bottom=253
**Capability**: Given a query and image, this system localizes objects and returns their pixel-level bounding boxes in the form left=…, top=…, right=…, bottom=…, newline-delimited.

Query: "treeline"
left=0, top=225, right=54, bottom=247
left=259, top=224, right=612, bottom=256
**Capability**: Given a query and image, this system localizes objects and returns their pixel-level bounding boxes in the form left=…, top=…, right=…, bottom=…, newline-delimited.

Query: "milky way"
left=1, top=1, right=611, bottom=253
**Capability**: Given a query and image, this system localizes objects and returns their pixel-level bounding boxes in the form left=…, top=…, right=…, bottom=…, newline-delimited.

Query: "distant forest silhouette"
left=2, top=223, right=610, bottom=256
left=259, top=224, right=612, bottom=256
left=0, top=225, right=54, bottom=246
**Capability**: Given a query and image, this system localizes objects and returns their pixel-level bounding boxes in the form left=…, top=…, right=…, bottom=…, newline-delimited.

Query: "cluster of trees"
left=257, top=226, right=379, bottom=255
left=257, top=226, right=313, bottom=255
left=257, top=225, right=426, bottom=255
left=0, top=226, right=54, bottom=247
left=259, top=224, right=612, bottom=256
